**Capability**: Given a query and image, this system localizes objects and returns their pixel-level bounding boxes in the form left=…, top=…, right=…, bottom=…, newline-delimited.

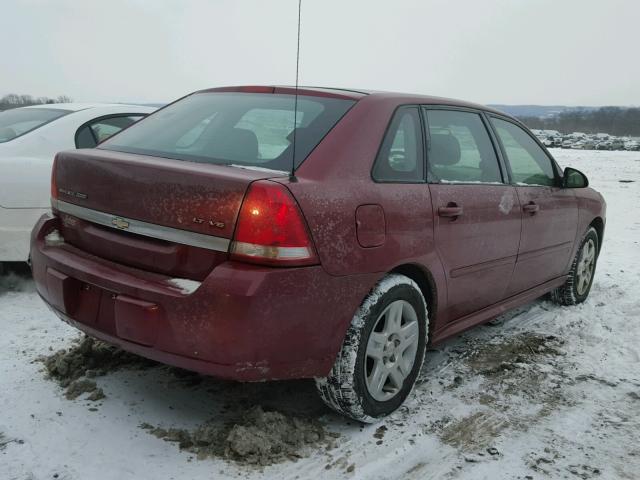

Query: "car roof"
left=18, top=103, right=155, bottom=112
left=198, top=85, right=511, bottom=118
left=364, top=90, right=509, bottom=116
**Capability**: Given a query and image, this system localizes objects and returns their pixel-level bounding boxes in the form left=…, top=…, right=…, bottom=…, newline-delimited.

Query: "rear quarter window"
left=76, top=114, right=146, bottom=148
left=372, top=107, right=425, bottom=182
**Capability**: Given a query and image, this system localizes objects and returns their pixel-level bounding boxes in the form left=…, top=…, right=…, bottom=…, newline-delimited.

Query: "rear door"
left=489, top=116, right=578, bottom=295
left=424, top=108, right=522, bottom=321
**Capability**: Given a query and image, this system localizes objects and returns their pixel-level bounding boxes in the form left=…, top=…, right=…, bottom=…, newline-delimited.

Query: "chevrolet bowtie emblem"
left=111, top=217, right=130, bottom=230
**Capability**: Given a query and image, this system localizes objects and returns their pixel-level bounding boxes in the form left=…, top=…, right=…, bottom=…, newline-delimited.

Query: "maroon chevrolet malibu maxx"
left=31, top=86, right=606, bottom=422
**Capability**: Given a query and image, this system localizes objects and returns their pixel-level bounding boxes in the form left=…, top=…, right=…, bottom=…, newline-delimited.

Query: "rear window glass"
left=100, top=92, right=355, bottom=170
left=0, top=108, right=70, bottom=143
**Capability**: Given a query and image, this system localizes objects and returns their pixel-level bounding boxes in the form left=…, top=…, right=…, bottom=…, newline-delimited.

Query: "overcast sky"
left=2, top=0, right=638, bottom=106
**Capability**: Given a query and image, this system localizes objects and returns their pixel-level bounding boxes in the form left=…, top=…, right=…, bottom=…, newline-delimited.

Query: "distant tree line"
left=519, top=107, right=640, bottom=137
left=0, top=94, right=72, bottom=111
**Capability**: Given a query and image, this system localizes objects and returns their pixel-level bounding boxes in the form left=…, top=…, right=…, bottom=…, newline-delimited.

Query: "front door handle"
left=523, top=202, right=539, bottom=214
left=438, top=204, right=463, bottom=218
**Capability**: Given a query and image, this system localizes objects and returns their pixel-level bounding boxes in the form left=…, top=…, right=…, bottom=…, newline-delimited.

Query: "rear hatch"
left=51, top=88, right=357, bottom=280
left=53, top=149, right=285, bottom=280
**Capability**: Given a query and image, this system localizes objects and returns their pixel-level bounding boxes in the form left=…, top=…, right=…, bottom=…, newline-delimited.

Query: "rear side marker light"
left=230, top=181, right=318, bottom=267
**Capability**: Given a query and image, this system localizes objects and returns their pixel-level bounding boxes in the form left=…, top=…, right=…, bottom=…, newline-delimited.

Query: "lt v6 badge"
left=193, top=217, right=225, bottom=229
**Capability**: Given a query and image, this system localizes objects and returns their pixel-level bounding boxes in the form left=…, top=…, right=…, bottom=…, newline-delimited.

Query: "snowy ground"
left=1, top=149, right=639, bottom=480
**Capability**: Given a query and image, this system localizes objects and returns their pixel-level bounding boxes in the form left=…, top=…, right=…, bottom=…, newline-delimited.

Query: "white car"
left=0, top=103, right=156, bottom=263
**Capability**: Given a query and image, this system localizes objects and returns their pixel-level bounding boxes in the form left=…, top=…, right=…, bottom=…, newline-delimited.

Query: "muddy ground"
left=3, top=265, right=640, bottom=479
left=27, top=313, right=636, bottom=478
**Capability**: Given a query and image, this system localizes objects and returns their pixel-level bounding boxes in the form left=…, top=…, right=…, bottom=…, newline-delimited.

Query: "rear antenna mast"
left=290, top=0, right=302, bottom=182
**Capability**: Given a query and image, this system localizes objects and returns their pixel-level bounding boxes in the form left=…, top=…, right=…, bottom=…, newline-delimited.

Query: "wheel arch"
left=589, top=216, right=605, bottom=254
left=389, top=263, right=438, bottom=336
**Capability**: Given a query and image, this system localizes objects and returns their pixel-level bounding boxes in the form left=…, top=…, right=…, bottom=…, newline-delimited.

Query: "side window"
left=91, top=115, right=143, bottom=143
left=491, top=117, right=557, bottom=187
left=372, top=107, right=424, bottom=182
left=424, top=109, right=503, bottom=184
left=75, top=115, right=145, bottom=148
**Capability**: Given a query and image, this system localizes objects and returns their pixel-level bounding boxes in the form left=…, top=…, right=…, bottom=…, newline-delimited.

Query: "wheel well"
left=590, top=217, right=604, bottom=253
left=390, top=264, right=437, bottom=325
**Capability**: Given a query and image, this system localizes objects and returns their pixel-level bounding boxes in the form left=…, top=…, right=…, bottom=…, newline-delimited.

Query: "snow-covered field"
left=1, top=149, right=639, bottom=480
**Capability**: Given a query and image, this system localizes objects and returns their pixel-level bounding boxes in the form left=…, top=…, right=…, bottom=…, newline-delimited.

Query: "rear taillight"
left=51, top=155, right=58, bottom=205
left=230, top=180, right=318, bottom=267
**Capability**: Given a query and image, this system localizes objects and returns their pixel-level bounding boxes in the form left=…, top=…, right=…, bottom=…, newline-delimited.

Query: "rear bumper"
left=30, top=213, right=377, bottom=381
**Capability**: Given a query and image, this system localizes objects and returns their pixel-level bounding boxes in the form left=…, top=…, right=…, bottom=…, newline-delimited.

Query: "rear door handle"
left=438, top=204, right=463, bottom=218
left=522, top=202, right=539, bottom=214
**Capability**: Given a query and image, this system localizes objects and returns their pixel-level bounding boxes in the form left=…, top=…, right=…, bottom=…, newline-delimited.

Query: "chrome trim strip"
left=53, top=199, right=231, bottom=253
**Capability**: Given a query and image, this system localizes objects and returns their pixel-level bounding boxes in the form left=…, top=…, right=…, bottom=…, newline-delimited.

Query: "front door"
left=489, top=117, right=578, bottom=295
left=424, top=108, right=522, bottom=321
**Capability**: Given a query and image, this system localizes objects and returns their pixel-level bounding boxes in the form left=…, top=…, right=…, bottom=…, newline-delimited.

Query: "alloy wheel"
left=365, top=300, right=420, bottom=402
left=576, top=238, right=596, bottom=296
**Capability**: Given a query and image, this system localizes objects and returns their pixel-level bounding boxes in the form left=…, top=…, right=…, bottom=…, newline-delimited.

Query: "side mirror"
left=563, top=167, right=589, bottom=188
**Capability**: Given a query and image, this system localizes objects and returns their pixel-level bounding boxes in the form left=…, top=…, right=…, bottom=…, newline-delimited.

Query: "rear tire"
left=315, top=274, right=428, bottom=423
left=551, top=227, right=599, bottom=306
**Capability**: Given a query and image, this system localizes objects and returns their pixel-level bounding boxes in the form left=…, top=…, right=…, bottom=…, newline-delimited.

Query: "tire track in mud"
left=417, top=331, right=572, bottom=453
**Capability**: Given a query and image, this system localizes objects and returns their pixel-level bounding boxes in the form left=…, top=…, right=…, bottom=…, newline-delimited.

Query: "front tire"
left=315, top=274, right=428, bottom=423
left=551, top=227, right=599, bottom=305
